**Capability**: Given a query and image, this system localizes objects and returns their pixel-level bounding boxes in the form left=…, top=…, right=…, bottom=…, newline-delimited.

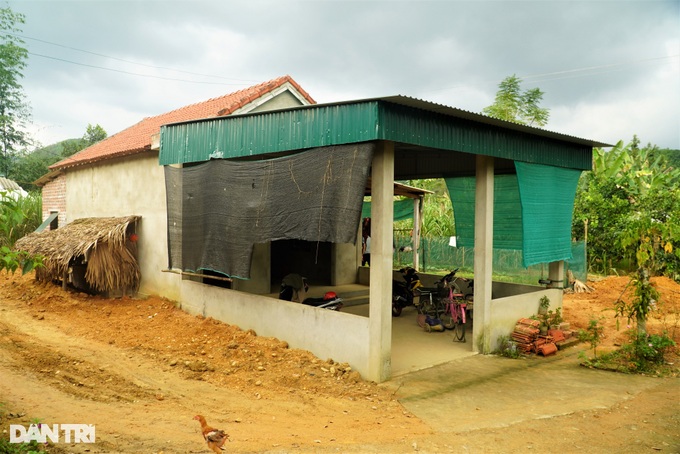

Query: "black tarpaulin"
left=165, top=143, right=374, bottom=279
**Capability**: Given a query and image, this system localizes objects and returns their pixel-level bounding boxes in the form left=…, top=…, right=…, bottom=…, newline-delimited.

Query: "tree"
left=83, top=123, right=107, bottom=145
left=483, top=75, right=550, bottom=127
left=1, top=192, right=42, bottom=275
left=11, top=124, right=108, bottom=190
left=573, top=137, right=680, bottom=277
left=0, top=6, right=31, bottom=178
left=61, top=123, right=107, bottom=158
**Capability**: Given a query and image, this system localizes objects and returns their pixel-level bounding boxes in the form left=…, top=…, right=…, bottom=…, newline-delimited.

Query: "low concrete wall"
left=179, top=279, right=371, bottom=377
left=488, top=287, right=563, bottom=351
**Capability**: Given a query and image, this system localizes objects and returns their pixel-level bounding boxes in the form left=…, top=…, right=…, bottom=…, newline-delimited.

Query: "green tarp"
left=445, top=162, right=582, bottom=268
left=515, top=162, right=582, bottom=267
left=362, top=198, right=414, bottom=221
left=445, top=174, right=523, bottom=250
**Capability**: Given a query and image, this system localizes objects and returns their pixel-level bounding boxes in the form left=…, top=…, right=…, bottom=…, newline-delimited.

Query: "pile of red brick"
left=511, top=318, right=573, bottom=356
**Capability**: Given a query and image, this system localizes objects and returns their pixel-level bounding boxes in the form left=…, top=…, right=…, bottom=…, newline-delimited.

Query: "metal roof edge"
left=161, top=95, right=612, bottom=149
left=375, top=95, right=613, bottom=148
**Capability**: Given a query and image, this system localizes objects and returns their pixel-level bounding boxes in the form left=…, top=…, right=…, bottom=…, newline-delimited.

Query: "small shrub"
left=549, top=307, right=563, bottom=326
left=626, top=331, right=676, bottom=371
left=494, top=335, right=522, bottom=359
left=578, top=317, right=605, bottom=358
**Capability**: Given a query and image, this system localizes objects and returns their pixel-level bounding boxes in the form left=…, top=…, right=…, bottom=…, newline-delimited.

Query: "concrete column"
left=548, top=260, right=565, bottom=293
left=472, top=155, right=494, bottom=354
left=368, top=140, right=394, bottom=383
left=412, top=197, right=421, bottom=271
left=331, top=243, right=358, bottom=285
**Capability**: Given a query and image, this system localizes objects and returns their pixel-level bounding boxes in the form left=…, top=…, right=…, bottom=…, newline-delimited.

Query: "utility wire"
left=4, top=31, right=258, bottom=85
left=28, top=52, right=249, bottom=86
left=427, top=54, right=680, bottom=94
left=520, top=54, right=680, bottom=82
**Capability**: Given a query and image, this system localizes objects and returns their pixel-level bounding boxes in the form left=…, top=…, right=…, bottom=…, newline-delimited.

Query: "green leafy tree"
left=61, top=123, right=107, bottom=158
left=0, top=192, right=42, bottom=275
left=573, top=137, right=680, bottom=276
left=83, top=123, right=107, bottom=145
left=482, top=75, right=550, bottom=127
left=0, top=6, right=31, bottom=178
left=394, top=179, right=454, bottom=237
left=11, top=125, right=108, bottom=190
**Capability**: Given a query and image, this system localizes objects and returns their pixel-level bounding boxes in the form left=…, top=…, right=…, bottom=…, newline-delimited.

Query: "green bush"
left=627, top=331, right=676, bottom=370
left=1, top=192, right=43, bottom=274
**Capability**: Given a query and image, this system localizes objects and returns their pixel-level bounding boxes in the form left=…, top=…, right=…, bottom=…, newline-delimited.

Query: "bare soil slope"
left=0, top=272, right=678, bottom=453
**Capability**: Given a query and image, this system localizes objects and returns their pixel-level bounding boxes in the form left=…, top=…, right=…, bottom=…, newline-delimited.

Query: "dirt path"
left=0, top=272, right=678, bottom=453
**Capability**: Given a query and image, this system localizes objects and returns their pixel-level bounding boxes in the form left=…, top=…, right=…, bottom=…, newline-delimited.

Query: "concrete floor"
left=275, top=283, right=476, bottom=377
left=384, top=345, right=674, bottom=436
left=343, top=303, right=476, bottom=377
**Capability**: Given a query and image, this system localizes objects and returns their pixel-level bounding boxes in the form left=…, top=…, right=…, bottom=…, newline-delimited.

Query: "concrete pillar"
left=472, top=155, right=494, bottom=354
left=368, top=140, right=394, bottom=383
left=548, top=261, right=565, bottom=289
left=331, top=243, right=358, bottom=285
left=412, top=197, right=422, bottom=271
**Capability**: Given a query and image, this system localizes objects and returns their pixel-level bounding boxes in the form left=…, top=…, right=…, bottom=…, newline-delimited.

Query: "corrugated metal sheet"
left=160, top=102, right=380, bottom=165
left=378, top=102, right=593, bottom=169
left=160, top=96, right=606, bottom=170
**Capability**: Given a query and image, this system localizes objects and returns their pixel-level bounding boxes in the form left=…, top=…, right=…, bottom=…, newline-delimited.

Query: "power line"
left=520, top=54, right=680, bottom=82
left=427, top=54, right=680, bottom=94
left=28, top=52, right=250, bottom=86
left=4, top=31, right=259, bottom=85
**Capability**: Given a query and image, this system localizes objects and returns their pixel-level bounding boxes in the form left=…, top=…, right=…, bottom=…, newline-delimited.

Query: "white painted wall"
left=64, top=153, right=182, bottom=300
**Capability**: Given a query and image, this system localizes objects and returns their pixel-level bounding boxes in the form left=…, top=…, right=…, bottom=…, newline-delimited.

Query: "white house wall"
left=64, top=153, right=181, bottom=300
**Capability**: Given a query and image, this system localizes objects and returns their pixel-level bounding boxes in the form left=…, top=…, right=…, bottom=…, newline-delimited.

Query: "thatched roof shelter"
left=15, top=216, right=141, bottom=294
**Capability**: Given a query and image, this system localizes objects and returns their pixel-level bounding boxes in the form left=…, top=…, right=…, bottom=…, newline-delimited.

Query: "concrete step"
left=338, top=289, right=370, bottom=307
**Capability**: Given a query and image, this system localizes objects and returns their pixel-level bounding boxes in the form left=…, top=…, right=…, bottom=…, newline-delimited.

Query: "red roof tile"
left=51, top=75, right=315, bottom=170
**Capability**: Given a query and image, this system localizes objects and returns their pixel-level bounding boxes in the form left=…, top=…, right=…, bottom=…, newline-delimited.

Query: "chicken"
left=193, top=415, right=229, bottom=453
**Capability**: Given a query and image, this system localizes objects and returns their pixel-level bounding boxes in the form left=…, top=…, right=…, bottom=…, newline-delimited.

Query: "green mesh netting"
left=445, top=174, right=523, bottom=250
left=362, top=198, right=413, bottom=221
left=445, top=162, right=582, bottom=268
left=515, top=162, right=582, bottom=267
left=392, top=235, right=587, bottom=285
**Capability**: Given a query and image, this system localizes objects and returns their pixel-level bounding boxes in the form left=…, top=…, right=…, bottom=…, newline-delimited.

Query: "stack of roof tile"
left=511, top=318, right=540, bottom=353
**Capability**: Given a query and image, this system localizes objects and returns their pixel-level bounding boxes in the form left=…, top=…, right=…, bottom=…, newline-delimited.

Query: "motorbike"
left=392, top=267, right=423, bottom=317
left=302, top=291, right=344, bottom=311
left=278, top=273, right=309, bottom=301
left=279, top=274, right=343, bottom=311
left=394, top=268, right=474, bottom=319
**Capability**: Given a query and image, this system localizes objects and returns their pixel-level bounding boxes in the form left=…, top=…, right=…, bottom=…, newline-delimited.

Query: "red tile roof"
left=51, top=75, right=315, bottom=170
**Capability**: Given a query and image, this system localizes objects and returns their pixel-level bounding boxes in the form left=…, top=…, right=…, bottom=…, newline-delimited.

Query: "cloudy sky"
left=7, top=0, right=680, bottom=150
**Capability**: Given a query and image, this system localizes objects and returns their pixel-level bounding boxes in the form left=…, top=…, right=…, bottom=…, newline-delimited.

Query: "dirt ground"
left=562, top=274, right=680, bottom=353
left=0, top=271, right=678, bottom=453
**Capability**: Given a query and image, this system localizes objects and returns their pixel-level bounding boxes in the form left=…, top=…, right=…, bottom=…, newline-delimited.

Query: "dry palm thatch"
left=14, top=216, right=141, bottom=294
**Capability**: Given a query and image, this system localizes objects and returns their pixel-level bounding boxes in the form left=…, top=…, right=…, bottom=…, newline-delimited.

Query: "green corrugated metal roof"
left=159, top=96, right=610, bottom=170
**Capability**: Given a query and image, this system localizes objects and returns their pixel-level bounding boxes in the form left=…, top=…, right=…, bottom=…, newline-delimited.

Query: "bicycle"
left=415, top=269, right=470, bottom=341
left=440, top=288, right=467, bottom=342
